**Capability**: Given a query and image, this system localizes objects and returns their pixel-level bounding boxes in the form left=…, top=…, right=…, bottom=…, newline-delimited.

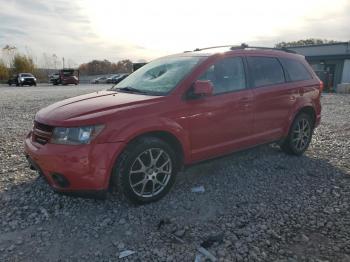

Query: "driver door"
left=185, top=56, right=254, bottom=162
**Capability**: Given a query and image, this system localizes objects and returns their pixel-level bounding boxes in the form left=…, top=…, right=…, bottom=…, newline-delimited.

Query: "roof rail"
left=186, top=43, right=297, bottom=54
left=240, top=45, right=297, bottom=54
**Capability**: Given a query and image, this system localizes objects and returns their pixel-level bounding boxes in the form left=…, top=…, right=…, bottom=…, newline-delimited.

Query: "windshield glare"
left=113, top=56, right=203, bottom=95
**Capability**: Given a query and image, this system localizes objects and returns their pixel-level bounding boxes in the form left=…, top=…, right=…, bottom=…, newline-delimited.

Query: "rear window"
left=280, top=58, right=312, bottom=81
left=247, top=57, right=285, bottom=87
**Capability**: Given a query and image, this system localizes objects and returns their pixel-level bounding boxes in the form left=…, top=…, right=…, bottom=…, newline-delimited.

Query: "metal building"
left=289, top=42, right=350, bottom=92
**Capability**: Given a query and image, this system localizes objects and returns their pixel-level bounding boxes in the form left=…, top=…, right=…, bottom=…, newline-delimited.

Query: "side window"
left=280, top=58, right=312, bottom=81
left=199, top=57, right=246, bottom=94
left=247, top=57, right=285, bottom=87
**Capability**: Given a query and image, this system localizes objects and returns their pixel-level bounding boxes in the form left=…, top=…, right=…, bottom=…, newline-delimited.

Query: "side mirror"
left=193, top=80, right=213, bottom=97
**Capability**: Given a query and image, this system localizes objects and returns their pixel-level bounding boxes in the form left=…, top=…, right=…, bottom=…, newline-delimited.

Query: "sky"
left=0, top=0, right=349, bottom=67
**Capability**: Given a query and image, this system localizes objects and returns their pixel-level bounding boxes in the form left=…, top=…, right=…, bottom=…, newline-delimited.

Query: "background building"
left=289, top=42, right=350, bottom=92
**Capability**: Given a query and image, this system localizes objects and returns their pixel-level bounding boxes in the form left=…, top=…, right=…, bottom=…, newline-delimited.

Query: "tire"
left=112, top=137, right=178, bottom=204
left=281, top=113, right=314, bottom=155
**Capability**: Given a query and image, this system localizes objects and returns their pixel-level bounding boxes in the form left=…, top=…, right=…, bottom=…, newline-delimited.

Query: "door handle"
left=238, top=97, right=251, bottom=109
left=239, top=97, right=251, bottom=102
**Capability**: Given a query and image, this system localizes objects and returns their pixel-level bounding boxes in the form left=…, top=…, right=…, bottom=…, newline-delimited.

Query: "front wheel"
left=112, top=137, right=178, bottom=204
left=281, top=113, right=314, bottom=155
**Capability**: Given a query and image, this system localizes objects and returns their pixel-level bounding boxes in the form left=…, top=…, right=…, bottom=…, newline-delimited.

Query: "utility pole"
left=62, top=57, right=65, bottom=69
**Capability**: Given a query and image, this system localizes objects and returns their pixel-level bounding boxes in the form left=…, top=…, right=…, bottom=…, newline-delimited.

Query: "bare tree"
left=2, top=45, right=17, bottom=67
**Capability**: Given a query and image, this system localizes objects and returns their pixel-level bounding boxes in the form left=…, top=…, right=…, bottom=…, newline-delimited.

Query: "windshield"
left=112, top=56, right=203, bottom=95
left=21, top=73, right=33, bottom=77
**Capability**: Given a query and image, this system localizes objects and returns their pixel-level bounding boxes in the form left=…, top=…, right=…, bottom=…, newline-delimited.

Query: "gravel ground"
left=0, top=84, right=349, bottom=262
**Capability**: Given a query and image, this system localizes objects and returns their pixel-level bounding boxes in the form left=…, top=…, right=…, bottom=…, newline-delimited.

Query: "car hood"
left=35, top=90, right=164, bottom=126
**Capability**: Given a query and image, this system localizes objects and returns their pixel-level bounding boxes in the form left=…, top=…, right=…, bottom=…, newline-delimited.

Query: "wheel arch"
left=297, top=106, right=316, bottom=126
left=284, top=105, right=316, bottom=136
left=107, top=129, right=187, bottom=191
left=127, top=130, right=186, bottom=170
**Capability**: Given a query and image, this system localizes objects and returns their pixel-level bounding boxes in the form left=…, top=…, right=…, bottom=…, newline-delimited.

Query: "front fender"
left=102, top=117, right=191, bottom=164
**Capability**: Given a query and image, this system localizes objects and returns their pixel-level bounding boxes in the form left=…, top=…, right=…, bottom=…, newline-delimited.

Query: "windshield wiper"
left=115, top=86, right=144, bottom=93
left=112, top=86, right=163, bottom=96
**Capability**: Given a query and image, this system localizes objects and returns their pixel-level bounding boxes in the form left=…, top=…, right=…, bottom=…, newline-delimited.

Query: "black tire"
left=281, top=113, right=314, bottom=155
left=112, top=137, right=178, bottom=204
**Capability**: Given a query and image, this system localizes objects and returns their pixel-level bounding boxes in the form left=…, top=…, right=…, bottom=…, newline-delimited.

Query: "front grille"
left=34, top=121, right=53, bottom=132
left=33, top=121, right=54, bottom=145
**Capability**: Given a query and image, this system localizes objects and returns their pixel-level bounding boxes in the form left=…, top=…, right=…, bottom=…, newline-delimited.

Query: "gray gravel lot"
left=0, top=84, right=349, bottom=261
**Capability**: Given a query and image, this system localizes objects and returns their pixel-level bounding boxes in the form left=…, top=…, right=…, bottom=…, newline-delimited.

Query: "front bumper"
left=20, top=79, right=36, bottom=85
left=24, top=132, right=125, bottom=192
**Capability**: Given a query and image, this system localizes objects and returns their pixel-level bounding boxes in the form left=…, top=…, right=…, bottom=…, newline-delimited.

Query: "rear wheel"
left=112, top=137, right=178, bottom=204
left=281, top=113, right=314, bottom=155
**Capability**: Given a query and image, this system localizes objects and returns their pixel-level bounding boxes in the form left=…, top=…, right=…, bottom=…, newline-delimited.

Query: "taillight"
left=319, top=81, right=324, bottom=92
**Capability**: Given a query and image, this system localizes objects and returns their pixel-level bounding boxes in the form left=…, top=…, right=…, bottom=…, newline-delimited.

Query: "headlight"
left=20, top=77, right=24, bottom=81
left=34, top=77, right=37, bottom=81
left=51, top=125, right=104, bottom=145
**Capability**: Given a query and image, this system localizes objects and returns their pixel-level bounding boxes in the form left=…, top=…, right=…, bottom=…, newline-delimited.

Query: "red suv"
left=25, top=45, right=322, bottom=204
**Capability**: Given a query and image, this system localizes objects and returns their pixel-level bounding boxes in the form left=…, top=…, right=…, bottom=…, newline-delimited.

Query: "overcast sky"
left=0, top=0, right=349, bottom=66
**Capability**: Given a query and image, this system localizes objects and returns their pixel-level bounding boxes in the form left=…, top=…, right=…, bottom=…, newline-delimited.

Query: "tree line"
left=0, top=45, right=134, bottom=82
left=275, top=38, right=342, bottom=48
left=78, top=59, right=133, bottom=76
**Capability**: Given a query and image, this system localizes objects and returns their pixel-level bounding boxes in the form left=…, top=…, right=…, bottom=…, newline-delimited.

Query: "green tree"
left=12, top=54, right=35, bottom=74
left=275, top=39, right=341, bottom=48
left=0, top=59, right=9, bottom=80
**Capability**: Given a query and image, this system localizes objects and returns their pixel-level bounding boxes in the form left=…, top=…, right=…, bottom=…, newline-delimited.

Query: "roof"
left=171, top=46, right=304, bottom=59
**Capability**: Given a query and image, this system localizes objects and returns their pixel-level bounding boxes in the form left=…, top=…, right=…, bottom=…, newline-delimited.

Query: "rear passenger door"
left=246, top=56, right=296, bottom=143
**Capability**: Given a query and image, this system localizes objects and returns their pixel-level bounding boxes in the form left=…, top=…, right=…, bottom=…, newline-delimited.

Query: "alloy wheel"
left=128, top=148, right=172, bottom=198
left=292, top=118, right=311, bottom=151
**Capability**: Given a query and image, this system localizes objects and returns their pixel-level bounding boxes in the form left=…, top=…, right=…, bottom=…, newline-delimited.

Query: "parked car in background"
left=52, top=69, right=79, bottom=85
left=92, top=76, right=108, bottom=84
left=106, top=74, right=120, bottom=83
left=25, top=44, right=322, bottom=204
left=111, top=73, right=129, bottom=84
left=48, top=73, right=59, bottom=84
left=8, top=73, right=37, bottom=86
left=7, top=74, right=19, bottom=86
